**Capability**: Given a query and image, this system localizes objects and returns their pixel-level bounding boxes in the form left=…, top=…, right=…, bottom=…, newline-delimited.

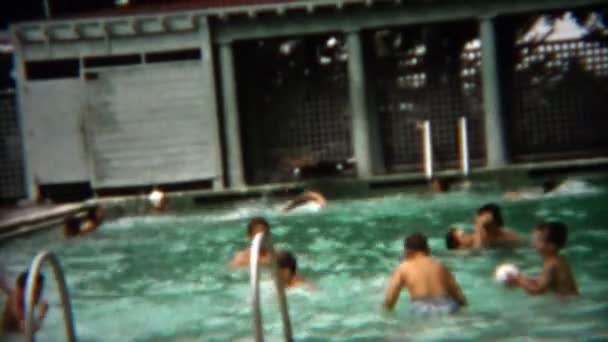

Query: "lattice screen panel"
left=235, top=35, right=352, bottom=184
left=505, top=10, right=608, bottom=160
left=366, top=21, right=486, bottom=173
left=0, top=90, right=25, bottom=200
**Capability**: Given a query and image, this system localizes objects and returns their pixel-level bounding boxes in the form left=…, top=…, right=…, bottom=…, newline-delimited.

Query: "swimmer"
left=445, top=227, right=475, bottom=250
left=229, top=217, right=273, bottom=268
left=0, top=264, right=9, bottom=297
left=275, top=250, right=310, bottom=289
left=281, top=191, right=327, bottom=213
left=429, top=177, right=450, bottom=193
left=62, top=217, right=82, bottom=238
left=506, top=222, right=578, bottom=296
left=383, top=233, right=467, bottom=314
left=80, top=205, right=104, bottom=233
left=473, top=203, right=519, bottom=248
left=1, top=271, right=48, bottom=334
left=148, top=187, right=169, bottom=213
left=503, top=178, right=593, bottom=201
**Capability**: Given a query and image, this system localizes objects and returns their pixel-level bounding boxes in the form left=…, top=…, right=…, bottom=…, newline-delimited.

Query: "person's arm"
left=382, top=268, right=404, bottom=312
left=446, top=270, right=467, bottom=306
left=229, top=250, right=248, bottom=268
left=458, top=232, right=476, bottom=249
left=508, top=263, right=554, bottom=295
left=0, top=277, right=10, bottom=297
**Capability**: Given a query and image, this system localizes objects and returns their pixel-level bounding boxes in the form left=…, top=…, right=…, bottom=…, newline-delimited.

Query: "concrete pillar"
left=219, top=42, right=246, bottom=188
left=346, top=30, right=384, bottom=178
left=480, top=17, right=508, bottom=168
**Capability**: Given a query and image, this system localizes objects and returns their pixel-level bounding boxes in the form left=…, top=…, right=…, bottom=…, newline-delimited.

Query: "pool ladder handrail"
left=250, top=232, right=293, bottom=342
left=25, top=250, right=77, bottom=342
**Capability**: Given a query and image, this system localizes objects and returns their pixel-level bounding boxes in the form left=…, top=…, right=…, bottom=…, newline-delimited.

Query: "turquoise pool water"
left=1, top=179, right=608, bottom=341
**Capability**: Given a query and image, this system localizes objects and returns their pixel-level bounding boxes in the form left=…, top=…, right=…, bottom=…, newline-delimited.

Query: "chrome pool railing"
left=25, top=251, right=77, bottom=342
left=458, top=116, right=470, bottom=177
left=250, top=232, right=293, bottom=342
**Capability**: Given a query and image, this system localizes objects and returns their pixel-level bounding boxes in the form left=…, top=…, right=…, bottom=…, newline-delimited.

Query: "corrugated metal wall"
left=20, top=79, right=89, bottom=184
left=85, top=61, right=221, bottom=188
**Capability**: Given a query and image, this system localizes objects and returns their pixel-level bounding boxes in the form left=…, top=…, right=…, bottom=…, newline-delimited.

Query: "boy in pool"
left=281, top=191, right=327, bottom=213
left=507, top=222, right=578, bottom=296
left=446, top=204, right=519, bottom=250
left=229, top=217, right=273, bottom=268
left=383, top=233, right=467, bottom=314
left=1, top=271, right=48, bottom=334
left=276, top=250, right=310, bottom=289
left=80, top=205, right=104, bottom=233
left=62, top=217, right=82, bottom=238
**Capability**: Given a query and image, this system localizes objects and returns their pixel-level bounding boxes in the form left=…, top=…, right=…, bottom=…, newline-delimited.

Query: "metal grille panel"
left=236, top=35, right=352, bottom=184
left=505, top=11, right=608, bottom=160
left=0, top=89, right=25, bottom=200
left=367, top=22, right=486, bottom=173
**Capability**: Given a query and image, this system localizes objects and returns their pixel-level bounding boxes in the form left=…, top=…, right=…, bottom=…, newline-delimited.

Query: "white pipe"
left=25, top=251, right=76, bottom=342
left=250, top=232, right=293, bottom=342
left=421, top=120, right=433, bottom=179
left=458, top=117, right=470, bottom=176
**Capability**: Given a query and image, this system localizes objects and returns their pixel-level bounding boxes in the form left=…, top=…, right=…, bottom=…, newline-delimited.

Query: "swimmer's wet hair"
left=445, top=229, right=459, bottom=249
left=478, top=203, right=504, bottom=227
left=535, top=222, right=568, bottom=249
left=542, top=179, right=560, bottom=194
left=247, top=217, right=270, bottom=235
left=86, top=205, right=102, bottom=220
left=277, top=250, right=297, bottom=273
left=405, top=233, right=429, bottom=253
left=63, top=217, right=81, bottom=236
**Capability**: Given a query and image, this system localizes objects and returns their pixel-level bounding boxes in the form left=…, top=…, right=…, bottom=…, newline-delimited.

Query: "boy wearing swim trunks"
left=507, top=222, right=578, bottom=296
left=383, top=233, right=467, bottom=314
left=229, top=217, right=273, bottom=268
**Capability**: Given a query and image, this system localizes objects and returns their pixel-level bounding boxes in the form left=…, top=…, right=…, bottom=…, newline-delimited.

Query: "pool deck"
left=1, top=156, right=607, bottom=243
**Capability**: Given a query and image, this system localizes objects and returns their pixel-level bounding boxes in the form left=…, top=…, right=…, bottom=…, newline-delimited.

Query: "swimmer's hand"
left=505, top=273, right=519, bottom=288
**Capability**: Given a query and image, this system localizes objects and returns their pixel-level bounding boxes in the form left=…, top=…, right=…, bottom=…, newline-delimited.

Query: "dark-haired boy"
left=383, top=233, right=467, bottom=314
left=507, top=222, right=578, bottom=296
left=474, top=203, right=519, bottom=248
left=229, top=217, right=273, bottom=268
left=276, top=250, right=309, bottom=289
left=1, top=271, right=48, bottom=333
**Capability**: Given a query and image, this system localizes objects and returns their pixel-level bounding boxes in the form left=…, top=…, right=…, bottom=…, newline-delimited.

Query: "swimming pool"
left=1, top=178, right=608, bottom=341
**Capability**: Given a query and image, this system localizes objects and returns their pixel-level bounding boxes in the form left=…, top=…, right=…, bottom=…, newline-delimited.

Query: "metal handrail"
left=458, top=116, right=470, bottom=176
left=250, top=232, right=293, bottom=342
left=25, top=251, right=77, bottom=342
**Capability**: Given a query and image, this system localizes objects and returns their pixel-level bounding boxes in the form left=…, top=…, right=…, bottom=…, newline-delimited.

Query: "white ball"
left=148, top=190, right=165, bottom=208
left=494, top=263, right=519, bottom=284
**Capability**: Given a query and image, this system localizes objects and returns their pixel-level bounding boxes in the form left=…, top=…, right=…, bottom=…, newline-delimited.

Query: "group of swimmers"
left=229, top=195, right=579, bottom=315
left=1, top=183, right=581, bottom=336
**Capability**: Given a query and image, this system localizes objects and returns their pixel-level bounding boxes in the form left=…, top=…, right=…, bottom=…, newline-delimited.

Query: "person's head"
left=430, top=177, right=450, bottom=193
left=16, top=271, right=45, bottom=303
left=276, top=250, right=298, bottom=283
left=63, top=217, right=81, bottom=237
left=87, top=205, right=104, bottom=223
left=445, top=228, right=460, bottom=250
left=476, top=203, right=504, bottom=232
left=404, top=232, right=430, bottom=258
left=247, top=217, right=270, bottom=240
left=542, top=179, right=560, bottom=194
left=532, top=222, right=568, bottom=255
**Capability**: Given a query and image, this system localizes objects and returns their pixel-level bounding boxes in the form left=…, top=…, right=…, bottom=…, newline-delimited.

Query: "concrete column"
left=219, top=42, right=246, bottom=188
left=11, top=34, right=37, bottom=201
left=346, top=30, right=383, bottom=178
left=480, top=17, right=508, bottom=168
